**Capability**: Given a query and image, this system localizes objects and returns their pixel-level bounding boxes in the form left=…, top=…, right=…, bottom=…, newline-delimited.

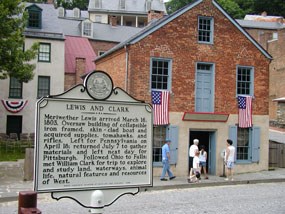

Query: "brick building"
left=237, top=15, right=285, bottom=126
left=95, top=0, right=272, bottom=176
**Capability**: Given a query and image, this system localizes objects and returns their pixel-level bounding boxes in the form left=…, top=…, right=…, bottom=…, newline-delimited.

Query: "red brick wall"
left=89, top=40, right=118, bottom=57
left=246, top=28, right=285, bottom=120
left=267, top=30, right=285, bottom=120
left=96, top=49, right=127, bottom=89
left=64, top=58, right=86, bottom=91
left=96, top=0, right=270, bottom=115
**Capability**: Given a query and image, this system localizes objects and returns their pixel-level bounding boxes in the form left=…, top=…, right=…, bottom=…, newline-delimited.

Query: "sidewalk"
left=0, top=160, right=285, bottom=203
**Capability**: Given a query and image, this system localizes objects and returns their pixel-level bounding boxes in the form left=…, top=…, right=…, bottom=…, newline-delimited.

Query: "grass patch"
left=0, top=141, right=32, bottom=162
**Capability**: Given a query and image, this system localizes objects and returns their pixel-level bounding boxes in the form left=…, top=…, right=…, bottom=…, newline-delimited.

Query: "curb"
left=140, top=178, right=285, bottom=192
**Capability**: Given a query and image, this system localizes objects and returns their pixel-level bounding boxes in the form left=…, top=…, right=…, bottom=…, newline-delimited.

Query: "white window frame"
left=82, top=20, right=93, bottom=37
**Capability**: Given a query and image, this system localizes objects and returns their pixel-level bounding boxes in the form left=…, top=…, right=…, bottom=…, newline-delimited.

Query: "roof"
left=244, top=14, right=284, bottom=22
left=24, top=3, right=64, bottom=40
left=273, top=97, right=285, bottom=103
left=237, top=19, right=285, bottom=30
left=58, top=18, right=142, bottom=42
left=64, top=9, right=89, bottom=20
left=88, top=0, right=166, bottom=14
left=269, top=129, right=285, bottom=144
left=96, top=0, right=273, bottom=62
left=65, top=36, right=96, bottom=74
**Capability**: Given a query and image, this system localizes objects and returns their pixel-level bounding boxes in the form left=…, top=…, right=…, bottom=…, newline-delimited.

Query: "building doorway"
left=6, top=115, right=22, bottom=139
left=189, top=130, right=216, bottom=175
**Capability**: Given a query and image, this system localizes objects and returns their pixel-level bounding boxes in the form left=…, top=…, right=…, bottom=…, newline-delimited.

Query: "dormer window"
left=82, top=20, right=93, bottom=37
left=26, top=5, right=42, bottom=29
left=73, top=8, right=80, bottom=18
left=94, top=0, right=102, bottom=8
left=119, top=0, right=126, bottom=10
left=58, top=7, right=65, bottom=18
left=146, top=0, right=152, bottom=11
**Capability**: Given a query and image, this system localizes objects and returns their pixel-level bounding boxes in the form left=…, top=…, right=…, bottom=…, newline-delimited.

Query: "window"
left=37, top=76, right=50, bottom=98
left=9, top=77, right=22, bottom=98
left=98, top=51, right=105, bottom=56
left=58, top=7, right=65, bottom=17
left=151, top=58, right=172, bottom=90
left=94, top=0, right=102, bottom=8
left=95, top=15, right=102, bottom=23
left=229, top=125, right=260, bottom=163
left=119, top=0, right=126, bottom=10
left=73, top=8, right=80, bottom=18
left=38, top=43, right=51, bottom=62
left=82, top=21, right=92, bottom=37
left=146, top=0, right=152, bottom=11
left=237, top=66, right=254, bottom=96
left=272, top=32, right=278, bottom=40
left=153, top=125, right=178, bottom=165
left=26, top=5, right=42, bottom=28
left=237, top=127, right=250, bottom=160
left=198, top=16, right=213, bottom=43
left=153, top=126, right=167, bottom=163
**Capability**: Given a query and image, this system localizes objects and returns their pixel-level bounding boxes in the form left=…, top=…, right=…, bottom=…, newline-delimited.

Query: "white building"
left=0, top=3, right=64, bottom=139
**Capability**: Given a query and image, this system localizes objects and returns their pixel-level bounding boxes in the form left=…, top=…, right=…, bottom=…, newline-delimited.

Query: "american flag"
left=151, top=90, right=170, bottom=125
left=238, top=96, right=252, bottom=128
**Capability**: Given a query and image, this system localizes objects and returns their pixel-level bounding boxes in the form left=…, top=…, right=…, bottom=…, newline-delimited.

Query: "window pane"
left=237, top=67, right=252, bottom=95
left=9, top=77, right=22, bottom=98
left=38, top=76, right=50, bottom=98
left=198, top=17, right=212, bottom=43
left=83, top=22, right=92, bottom=36
left=237, top=128, right=249, bottom=160
left=151, top=58, right=170, bottom=90
left=28, top=11, right=40, bottom=28
left=153, top=126, right=166, bottom=162
left=38, top=43, right=51, bottom=62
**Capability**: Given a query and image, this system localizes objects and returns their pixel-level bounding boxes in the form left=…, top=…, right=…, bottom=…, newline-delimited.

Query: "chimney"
left=148, top=10, right=164, bottom=23
left=110, top=16, right=117, bottom=27
left=75, top=57, right=86, bottom=84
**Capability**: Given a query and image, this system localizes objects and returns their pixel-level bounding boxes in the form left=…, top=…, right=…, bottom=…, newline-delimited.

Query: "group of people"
left=188, top=139, right=208, bottom=183
left=160, top=138, right=236, bottom=182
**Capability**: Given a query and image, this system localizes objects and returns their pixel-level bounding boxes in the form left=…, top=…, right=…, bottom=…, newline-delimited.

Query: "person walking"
left=160, top=138, right=176, bottom=181
left=199, top=145, right=209, bottom=179
left=224, top=139, right=235, bottom=181
left=188, top=139, right=199, bottom=182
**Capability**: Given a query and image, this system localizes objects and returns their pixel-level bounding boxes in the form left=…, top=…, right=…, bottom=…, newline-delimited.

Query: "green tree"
left=0, top=0, right=38, bottom=83
left=252, top=0, right=285, bottom=17
left=166, top=0, right=246, bottom=19
left=217, top=0, right=245, bottom=19
left=26, top=0, right=89, bottom=10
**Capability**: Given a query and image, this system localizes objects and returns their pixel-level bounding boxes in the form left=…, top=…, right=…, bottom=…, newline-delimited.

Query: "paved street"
left=1, top=182, right=285, bottom=214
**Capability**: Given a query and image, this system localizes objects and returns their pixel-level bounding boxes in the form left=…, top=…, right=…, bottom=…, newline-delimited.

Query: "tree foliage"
left=0, top=0, right=38, bottom=83
left=56, top=0, right=89, bottom=10
left=166, top=0, right=285, bottom=19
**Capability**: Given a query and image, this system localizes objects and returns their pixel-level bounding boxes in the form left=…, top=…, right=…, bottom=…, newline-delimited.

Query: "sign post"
left=34, top=71, right=153, bottom=212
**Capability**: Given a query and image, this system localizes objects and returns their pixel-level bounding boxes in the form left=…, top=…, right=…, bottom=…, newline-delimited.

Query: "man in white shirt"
left=188, top=139, right=199, bottom=182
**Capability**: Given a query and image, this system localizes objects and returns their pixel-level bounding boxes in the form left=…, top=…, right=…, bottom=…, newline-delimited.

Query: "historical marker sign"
left=34, top=71, right=153, bottom=193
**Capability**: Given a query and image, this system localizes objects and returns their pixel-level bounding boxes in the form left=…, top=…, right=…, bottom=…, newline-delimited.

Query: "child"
left=199, top=145, right=209, bottom=179
left=189, top=151, right=200, bottom=183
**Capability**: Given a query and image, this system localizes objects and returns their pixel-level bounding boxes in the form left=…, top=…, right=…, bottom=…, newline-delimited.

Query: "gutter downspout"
left=125, top=44, right=129, bottom=92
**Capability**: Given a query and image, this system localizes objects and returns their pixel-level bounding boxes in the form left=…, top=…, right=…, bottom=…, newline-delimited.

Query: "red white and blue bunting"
left=1, top=99, right=28, bottom=113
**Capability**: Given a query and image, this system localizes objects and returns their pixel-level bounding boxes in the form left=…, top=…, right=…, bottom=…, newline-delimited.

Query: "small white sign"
left=34, top=90, right=152, bottom=193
